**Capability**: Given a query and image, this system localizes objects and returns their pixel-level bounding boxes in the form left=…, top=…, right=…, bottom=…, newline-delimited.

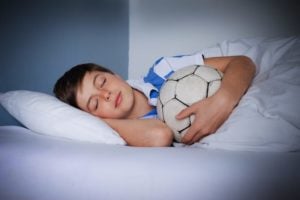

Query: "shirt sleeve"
left=140, top=52, right=205, bottom=106
left=162, top=52, right=205, bottom=71
left=143, top=52, right=205, bottom=90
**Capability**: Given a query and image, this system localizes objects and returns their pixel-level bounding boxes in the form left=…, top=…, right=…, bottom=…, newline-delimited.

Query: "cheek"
left=121, top=92, right=135, bottom=113
left=94, top=101, right=115, bottom=118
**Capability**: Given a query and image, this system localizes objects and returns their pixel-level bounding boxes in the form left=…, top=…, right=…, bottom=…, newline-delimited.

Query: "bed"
left=1, top=37, right=300, bottom=200
left=0, top=125, right=299, bottom=200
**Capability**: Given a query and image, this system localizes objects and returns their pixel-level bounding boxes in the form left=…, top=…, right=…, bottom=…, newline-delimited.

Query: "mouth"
left=115, top=91, right=122, bottom=108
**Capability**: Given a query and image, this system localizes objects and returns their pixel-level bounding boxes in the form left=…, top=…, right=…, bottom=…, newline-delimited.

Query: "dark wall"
left=0, top=0, right=129, bottom=125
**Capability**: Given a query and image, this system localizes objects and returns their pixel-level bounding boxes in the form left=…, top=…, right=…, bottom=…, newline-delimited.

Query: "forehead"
left=80, top=70, right=103, bottom=89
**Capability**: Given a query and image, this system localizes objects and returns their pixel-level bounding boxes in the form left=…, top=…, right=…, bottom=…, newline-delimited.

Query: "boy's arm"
left=103, top=118, right=173, bottom=147
left=177, top=56, right=256, bottom=144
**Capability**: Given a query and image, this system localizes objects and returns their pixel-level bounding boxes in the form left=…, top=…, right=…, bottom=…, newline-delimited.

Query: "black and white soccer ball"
left=157, top=65, right=223, bottom=142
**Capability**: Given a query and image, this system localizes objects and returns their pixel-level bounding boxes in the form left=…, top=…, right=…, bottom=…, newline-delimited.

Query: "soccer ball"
left=157, top=65, right=223, bottom=142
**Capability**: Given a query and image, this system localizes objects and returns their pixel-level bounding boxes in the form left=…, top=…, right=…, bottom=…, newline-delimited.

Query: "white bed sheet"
left=190, top=36, right=300, bottom=152
left=0, top=126, right=299, bottom=200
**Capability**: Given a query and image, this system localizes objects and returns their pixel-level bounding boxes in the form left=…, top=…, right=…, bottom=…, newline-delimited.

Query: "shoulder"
left=146, top=52, right=205, bottom=79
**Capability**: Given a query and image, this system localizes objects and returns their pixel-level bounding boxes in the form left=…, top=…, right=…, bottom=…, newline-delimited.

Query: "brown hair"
left=53, top=63, right=114, bottom=108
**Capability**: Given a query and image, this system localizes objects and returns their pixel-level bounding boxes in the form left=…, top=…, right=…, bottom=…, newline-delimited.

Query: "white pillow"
left=0, top=90, right=126, bottom=145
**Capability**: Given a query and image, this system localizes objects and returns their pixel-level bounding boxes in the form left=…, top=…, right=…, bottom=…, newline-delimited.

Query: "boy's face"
left=76, top=71, right=135, bottom=119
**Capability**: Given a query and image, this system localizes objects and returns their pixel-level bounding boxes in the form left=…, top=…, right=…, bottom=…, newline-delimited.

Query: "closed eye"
left=95, top=75, right=106, bottom=89
left=88, top=97, right=98, bottom=112
left=94, top=98, right=98, bottom=110
left=100, top=77, right=106, bottom=88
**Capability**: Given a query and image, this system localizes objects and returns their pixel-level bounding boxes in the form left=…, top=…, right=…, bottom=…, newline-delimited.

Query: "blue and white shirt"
left=127, top=52, right=205, bottom=119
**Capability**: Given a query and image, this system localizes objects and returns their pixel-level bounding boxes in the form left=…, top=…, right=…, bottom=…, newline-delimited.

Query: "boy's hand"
left=176, top=91, right=233, bottom=145
left=176, top=56, right=256, bottom=145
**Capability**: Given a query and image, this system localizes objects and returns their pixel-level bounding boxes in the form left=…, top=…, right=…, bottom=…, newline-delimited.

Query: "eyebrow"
left=86, top=73, right=100, bottom=111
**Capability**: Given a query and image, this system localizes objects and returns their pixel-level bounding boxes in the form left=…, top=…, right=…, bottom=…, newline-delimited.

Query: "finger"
left=176, top=105, right=194, bottom=120
left=191, top=131, right=207, bottom=144
left=181, top=123, right=199, bottom=144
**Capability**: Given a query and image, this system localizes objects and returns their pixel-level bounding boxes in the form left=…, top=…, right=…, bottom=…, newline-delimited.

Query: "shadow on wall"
left=129, top=0, right=300, bottom=79
left=0, top=0, right=129, bottom=125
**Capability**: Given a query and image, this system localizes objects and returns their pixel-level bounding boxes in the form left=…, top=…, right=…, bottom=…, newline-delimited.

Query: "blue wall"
left=0, top=0, right=129, bottom=125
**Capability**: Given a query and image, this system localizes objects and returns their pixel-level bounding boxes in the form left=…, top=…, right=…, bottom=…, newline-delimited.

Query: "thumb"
left=176, top=105, right=194, bottom=120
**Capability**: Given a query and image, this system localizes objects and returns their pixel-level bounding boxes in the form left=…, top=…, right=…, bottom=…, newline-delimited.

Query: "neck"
left=128, top=89, right=153, bottom=119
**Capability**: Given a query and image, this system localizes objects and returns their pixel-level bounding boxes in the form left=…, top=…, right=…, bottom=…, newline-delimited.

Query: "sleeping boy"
left=53, top=53, right=256, bottom=147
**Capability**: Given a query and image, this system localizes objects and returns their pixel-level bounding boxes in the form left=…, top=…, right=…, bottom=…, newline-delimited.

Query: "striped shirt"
left=127, top=52, right=205, bottom=119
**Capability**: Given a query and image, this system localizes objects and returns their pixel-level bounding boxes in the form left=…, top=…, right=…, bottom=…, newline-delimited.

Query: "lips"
left=115, top=91, right=122, bottom=108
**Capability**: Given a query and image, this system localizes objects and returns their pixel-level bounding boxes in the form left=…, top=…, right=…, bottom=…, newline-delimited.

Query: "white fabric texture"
left=0, top=90, right=126, bottom=145
left=191, top=36, right=300, bottom=152
left=1, top=125, right=299, bottom=200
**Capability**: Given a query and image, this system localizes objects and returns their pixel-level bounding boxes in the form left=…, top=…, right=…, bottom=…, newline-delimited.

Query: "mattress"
left=0, top=125, right=299, bottom=200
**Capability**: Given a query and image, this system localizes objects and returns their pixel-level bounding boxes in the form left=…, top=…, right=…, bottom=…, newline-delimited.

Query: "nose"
left=100, top=89, right=111, bottom=101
